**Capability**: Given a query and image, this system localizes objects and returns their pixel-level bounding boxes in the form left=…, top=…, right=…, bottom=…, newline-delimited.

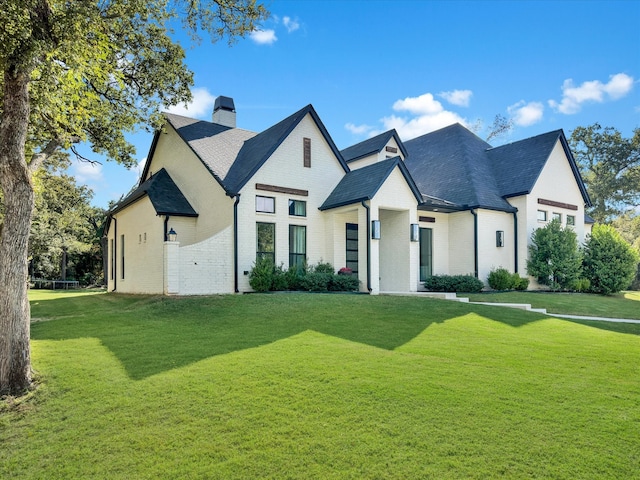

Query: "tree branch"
left=28, top=139, right=61, bottom=174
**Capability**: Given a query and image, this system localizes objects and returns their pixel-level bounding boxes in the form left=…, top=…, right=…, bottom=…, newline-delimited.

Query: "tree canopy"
left=0, top=0, right=268, bottom=396
left=569, top=124, right=640, bottom=223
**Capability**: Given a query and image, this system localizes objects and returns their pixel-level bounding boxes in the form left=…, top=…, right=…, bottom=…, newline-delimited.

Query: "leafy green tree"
left=583, top=224, right=639, bottom=295
left=569, top=124, right=640, bottom=223
left=0, top=0, right=268, bottom=395
left=526, top=220, right=582, bottom=290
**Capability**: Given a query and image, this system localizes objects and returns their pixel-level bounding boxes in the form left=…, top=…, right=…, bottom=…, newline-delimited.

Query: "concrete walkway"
left=381, top=291, right=640, bottom=324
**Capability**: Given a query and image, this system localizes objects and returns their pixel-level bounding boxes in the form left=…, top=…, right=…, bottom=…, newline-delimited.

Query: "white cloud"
left=507, top=100, right=544, bottom=127
left=439, top=89, right=473, bottom=107
left=393, top=93, right=445, bottom=115
left=345, top=122, right=374, bottom=135
left=283, top=16, right=300, bottom=33
left=250, top=29, right=277, bottom=45
left=73, top=159, right=103, bottom=183
left=165, top=87, right=216, bottom=119
left=549, top=73, right=634, bottom=114
left=381, top=110, right=466, bottom=140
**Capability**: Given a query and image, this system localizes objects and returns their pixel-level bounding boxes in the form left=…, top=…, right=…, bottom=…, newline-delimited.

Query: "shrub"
left=313, top=262, right=335, bottom=274
left=583, top=224, right=639, bottom=295
left=512, top=274, right=530, bottom=291
left=487, top=268, right=514, bottom=290
left=571, top=278, right=591, bottom=292
left=299, top=272, right=332, bottom=292
left=249, top=257, right=275, bottom=292
left=424, top=274, right=483, bottom=293
left=271, top=264, right=289, bottom=291
left=527, top=219, right=582, bottom=290
left=329, top=274, right=360, bottom=292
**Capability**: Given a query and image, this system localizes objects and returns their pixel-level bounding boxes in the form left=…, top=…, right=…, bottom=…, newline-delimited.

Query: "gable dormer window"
left=303, top=137, right=311, bottom=168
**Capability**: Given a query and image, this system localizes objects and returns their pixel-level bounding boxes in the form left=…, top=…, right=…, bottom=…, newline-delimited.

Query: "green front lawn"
left=2, top=291, right=639, bottom=478
left=465, top=290, right=640, bottom=319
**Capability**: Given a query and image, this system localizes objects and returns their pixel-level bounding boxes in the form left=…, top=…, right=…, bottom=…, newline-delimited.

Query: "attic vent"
left=385, top=146, right=398, bottom=153
left=212, top=96, right=236, bottom=128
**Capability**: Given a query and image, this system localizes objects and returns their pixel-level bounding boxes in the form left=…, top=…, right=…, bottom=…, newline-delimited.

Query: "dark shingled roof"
left=111, top=168, right=197, bottom=217
left=320, top=157, right=421, bottom=211
left=404, top=124, right=516, bottom=212
left=340, top=129, right=407, bottom=163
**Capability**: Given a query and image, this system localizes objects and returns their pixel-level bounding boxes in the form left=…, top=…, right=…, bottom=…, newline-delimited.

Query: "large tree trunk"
left=0, top=67, right=34, bottom=396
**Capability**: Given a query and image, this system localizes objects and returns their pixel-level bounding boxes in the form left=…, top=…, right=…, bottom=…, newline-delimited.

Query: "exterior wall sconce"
left=496, top=230, right=504, bottom=247
left=168, top=227, right=178, bottom=242
left=371, top=220, right=381, bottom=240
left=410, top=223, right=419, bottom=242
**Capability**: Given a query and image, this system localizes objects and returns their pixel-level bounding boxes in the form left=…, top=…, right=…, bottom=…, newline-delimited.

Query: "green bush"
left=487, top=268, right=514, bottom=290
left=527, top=219, right=582, bottom=290
left=249, top=257, right=275, bottom=292
left=424, top=274, right=483, bottom=293
left=512, top=274, right=530, bottom=291
left=583, top=224, right=639, bottom=295
left=299, top=272, right=332, bottom=292
left=571, top=278, right=591, bottom=292
left=313, top=262, right=335, bottom=274
left=329, top=273, right=360, bottom=292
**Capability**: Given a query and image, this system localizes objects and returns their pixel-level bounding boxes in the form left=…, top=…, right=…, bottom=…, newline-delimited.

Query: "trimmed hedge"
left=423, top=274, right=484, bottom=293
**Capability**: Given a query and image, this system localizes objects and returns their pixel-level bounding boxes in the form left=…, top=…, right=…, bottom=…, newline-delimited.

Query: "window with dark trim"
left=110, top=239, right=114, bottom=280
left=257, top=222, right=275, bottom=263
left=537, top=210, right=547, bottom=222
left=289, top=225, right=306, bottom=270
left=419, top=228, right=433, bottom=281
left=289, top=199, right=306, bottom=217
left=346, top=223, right=358, bottom=274
left=120, top=235, right=125, bottom=280
left=303, top=137, right=311, bottom=168
left=256, top=195, right=275, bottom=213
left=567, top=215, right=575, bottom=226
left=552, top=212, right=562, bottom=222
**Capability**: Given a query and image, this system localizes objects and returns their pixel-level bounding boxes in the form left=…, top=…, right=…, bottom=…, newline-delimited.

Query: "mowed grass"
left=465, top=290, right=640, bottom=319
left=1, top=291, right=639, bottom=479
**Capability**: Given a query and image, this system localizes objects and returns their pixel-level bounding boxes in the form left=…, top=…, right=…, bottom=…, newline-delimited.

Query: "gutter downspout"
left=233, top=194, right=241, bottom=293
left=512, top=211, right=518, bottom=273
left=164, top=215, right=170, bottom=241
left=361, top=201, right=372, bottom=293
left=470, top=209, right=478, bottom=278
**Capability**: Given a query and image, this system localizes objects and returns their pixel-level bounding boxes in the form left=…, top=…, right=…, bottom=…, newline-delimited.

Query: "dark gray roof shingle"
left=340, top=129, right=407, bottom=163
left=111, top=168, right=197, bottom=217
left=320, top=157, right=421, bottom=211
left=404, top=123, right=516, bottom=212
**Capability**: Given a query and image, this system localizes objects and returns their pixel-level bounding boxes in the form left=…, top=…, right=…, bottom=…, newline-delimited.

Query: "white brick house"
left=105, top=97, right=592, bottom=294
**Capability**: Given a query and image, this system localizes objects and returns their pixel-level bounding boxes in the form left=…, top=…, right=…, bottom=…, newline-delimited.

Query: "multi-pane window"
left=256, top=222, right=275, bottom=263
left=346, top=223, right=358, bottom=274
left=567, top=215, right=576, bottom=226
left=537, top=210, right=547, bottom=222
left=256, top=195, right=275, bottom=213
left=289, top=225, right=306, bottom=271
left=419, top=228, right=433, bottom=281
left=289, top=199, right=306, bottom=216
left=552, top=212, right=562, bottom=222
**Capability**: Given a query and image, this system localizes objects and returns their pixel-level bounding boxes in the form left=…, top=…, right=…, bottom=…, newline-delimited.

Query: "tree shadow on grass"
left=30, top=292, right=637, bottom=380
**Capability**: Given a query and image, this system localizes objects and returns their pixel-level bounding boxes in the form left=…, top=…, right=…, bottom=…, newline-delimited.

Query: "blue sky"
left=73, top=0, right=640, bottom=208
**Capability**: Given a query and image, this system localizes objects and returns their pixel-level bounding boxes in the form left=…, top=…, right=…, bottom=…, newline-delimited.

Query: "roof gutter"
left=361, top=201, right=372, bottom=293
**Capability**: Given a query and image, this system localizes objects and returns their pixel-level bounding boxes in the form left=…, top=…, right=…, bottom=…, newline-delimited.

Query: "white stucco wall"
left=346, top=137, right=405, bottom=170
left=447, top=211, right=475, bottom=276
left=476, top=209, right=515, bottom=284
left=417, top=212, right=450, bottom=276
left=107, top=197, right=166, bottom=294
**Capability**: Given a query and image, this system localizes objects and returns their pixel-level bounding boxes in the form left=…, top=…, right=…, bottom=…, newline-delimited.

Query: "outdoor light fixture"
left=371, top=220, right=381, bottom=240
left=410, top=223, right=419, bottom=242
left=168, top=228, right=178, bottom=242
left=496, top=230, right=504, bottom=247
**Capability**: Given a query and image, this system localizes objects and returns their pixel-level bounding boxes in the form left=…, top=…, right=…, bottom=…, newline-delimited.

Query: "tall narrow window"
left=303, top=137, right=311, bottom=168
left=289, top=199, right=306, bottom=216
left=346, top=223, right=358, bottom=274
left=419, top=228, right=433, bottom=282
left=256, top=195, right=275, bottom=213
left=110, top=239, right=115, bottom=280
left=256, top=222, right=275, bottom=263
left=289, top=225, right=306, bottom=270
left=120, top=235, right=125, bottom=280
